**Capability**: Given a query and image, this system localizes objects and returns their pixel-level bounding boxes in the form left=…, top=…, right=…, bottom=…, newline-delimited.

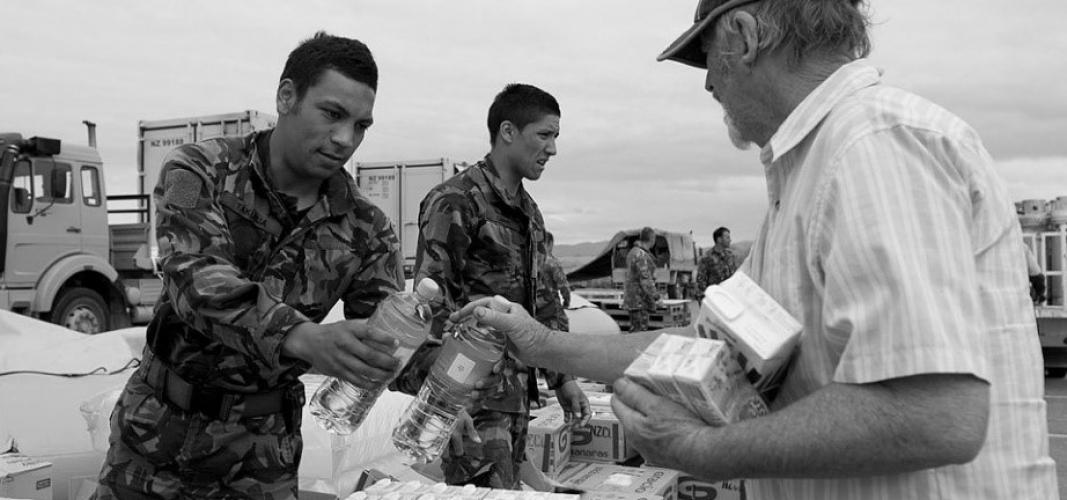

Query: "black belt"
left=142, top=353, right=291, bottom=421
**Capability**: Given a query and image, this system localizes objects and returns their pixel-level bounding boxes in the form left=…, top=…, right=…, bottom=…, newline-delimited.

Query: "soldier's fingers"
left=462, top=412, right=481, bottom=444
left=337, top=354, right=395, bottom=387
left=352, top=322, right=400, bottom=347
left=336, top=336, right=400, bottom=372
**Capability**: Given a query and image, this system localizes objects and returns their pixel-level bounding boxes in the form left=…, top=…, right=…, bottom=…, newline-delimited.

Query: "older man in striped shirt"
left=449, top=0, right=1057, bottom=498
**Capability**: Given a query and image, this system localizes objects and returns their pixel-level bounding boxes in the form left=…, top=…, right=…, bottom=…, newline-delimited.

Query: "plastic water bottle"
left=391, top=318, right=504, bottom=462
left=310, top=278, right=440, bottom=435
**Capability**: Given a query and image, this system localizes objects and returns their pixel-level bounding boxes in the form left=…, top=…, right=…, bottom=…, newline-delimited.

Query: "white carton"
left=559, top=463, right=678, bottom=500
left=694, top=271, right=801, bottom=396
left=671, top=339, right=768, bottom=426
left=646, top=338, right=694, bottom=408
left=0, top=453, right=52, bottom=500
left=624, top=335, right=690, bottom=395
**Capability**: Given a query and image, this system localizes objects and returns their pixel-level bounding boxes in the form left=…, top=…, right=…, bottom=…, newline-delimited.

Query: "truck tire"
left=51, top=287, right=109, bottom=335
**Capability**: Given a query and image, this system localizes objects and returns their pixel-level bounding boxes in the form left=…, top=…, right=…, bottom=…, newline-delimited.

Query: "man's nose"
left=545, top=137, right=558, bottom=156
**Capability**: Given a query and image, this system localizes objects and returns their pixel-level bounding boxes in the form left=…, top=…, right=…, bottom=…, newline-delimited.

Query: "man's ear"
left=732, top=11, right=760, bottom=67
left=277, top=79, right=298, bottom=115
left=498, top=120, right=517, bottom=145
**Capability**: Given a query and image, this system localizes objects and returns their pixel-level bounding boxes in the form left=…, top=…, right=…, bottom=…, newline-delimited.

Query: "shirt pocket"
left=475, top=217, right=527, bottom=269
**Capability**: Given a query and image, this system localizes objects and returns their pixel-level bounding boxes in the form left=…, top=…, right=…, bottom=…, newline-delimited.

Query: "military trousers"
left=92, top=363, right=304, bottom=499
left=628, top=309, right=651, bottom=332
left=441, top=409, right=529, bottom=490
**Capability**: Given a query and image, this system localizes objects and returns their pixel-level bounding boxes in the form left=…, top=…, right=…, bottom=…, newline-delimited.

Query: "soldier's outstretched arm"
left=282, top=319, right=399, bottom=389
left=153, top=146, right=315, bottom=370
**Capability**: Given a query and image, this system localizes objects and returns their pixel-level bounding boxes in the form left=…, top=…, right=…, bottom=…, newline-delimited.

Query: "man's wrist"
left=281, top=322, right=316, bottom=362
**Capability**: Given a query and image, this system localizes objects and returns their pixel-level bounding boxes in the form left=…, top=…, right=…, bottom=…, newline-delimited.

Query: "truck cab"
left=0, top=134, right=133, bottom=334
left=1020, top=197, right=1067, bottom=377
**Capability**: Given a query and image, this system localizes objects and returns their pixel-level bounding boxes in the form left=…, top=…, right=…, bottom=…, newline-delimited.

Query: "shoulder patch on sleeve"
left=163, top=169, right=203, bottom=209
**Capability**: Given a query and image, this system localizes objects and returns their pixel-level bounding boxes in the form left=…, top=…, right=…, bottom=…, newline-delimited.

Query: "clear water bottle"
left=310, top=278, right=440, bottom=435
left=391, top=318, right=504, bottom=462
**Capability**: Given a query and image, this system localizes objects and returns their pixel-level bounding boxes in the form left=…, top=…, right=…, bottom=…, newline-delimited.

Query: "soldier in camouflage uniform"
left=623, top=227, right=661, bottom=332
left=93, top=32, right=404, bottom=499
left=392, top=84, right=589, bottom=490
left=695, top=226, right=738, bottom=299
left=540, top=232, right=571, bottom=332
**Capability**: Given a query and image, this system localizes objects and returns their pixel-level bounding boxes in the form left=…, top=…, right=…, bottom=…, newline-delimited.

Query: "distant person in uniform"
left=1025, top=244, right=1046, bottom=304
left=541, top=231, right=572, bottom=332
left=392, top=84, right=590, bottom=490
left=623, top=226, right=661, bottom=332
left=93, top=32, right=405, bottom=499
left=695, top=226, right=738, bottom=298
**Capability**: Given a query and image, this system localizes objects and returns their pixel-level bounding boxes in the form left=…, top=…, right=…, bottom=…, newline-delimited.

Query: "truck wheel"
left=51, top=287, right=109, bottom=335
left=1046, top=368, right=1067, bottom=378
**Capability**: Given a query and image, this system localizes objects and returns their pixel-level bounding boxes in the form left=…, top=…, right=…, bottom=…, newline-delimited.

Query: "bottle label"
left=446, top=353, right=477, bottom=385
left=395, top=346, right=416, bottom=366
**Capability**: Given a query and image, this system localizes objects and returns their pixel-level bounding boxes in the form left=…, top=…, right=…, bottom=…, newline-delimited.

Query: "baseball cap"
left=657, top=0, right=762, bottom=69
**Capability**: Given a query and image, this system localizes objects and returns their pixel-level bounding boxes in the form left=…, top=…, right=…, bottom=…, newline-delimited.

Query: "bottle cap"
left=415, top=278, right=440, bottom=301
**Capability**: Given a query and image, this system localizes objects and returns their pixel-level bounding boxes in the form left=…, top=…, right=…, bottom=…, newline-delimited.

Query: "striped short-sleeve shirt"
left=743, top=60, right=1056, bottom=499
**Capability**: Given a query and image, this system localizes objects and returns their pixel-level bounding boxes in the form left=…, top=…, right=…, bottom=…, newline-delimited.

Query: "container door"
left=4, top=159, right=80, bottom=287
left=1044, top=231, right=1065, bottom=306
left=401, top=165, right=449, bottom=262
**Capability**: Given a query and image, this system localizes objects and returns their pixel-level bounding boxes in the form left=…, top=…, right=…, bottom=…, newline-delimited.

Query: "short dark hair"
left=487, top=83, right=561, bottom=145
left=713, top=227, right=730, bottom=240
left=640, top=226, right=656, bottom=243
left=280, top=31, right=378, bottom=100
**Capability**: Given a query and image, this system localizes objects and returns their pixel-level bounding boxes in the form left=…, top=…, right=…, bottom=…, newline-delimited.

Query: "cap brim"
left=656, top=15, right=716, bottom=69
left=657, top=0, right=761, bottom=69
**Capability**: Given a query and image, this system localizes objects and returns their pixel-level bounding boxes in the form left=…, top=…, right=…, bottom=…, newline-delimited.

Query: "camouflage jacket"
left=623, top=244, right=660, bottom=311
left=150, top=130, right=403, bottom=393
left=695, top=245, right=738, bottom=296
left=393, top=157, right=571, bottom=412
left=539, top=254, right=571, bottom=322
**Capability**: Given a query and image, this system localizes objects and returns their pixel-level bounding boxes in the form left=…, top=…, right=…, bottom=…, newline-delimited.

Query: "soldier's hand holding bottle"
left=282, top=319, right=400, bottom=389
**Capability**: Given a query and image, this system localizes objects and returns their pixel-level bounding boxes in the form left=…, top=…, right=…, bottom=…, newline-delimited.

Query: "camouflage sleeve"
left=154, top=145, right=309, bottom=370
left=342, top=212, right=404, bottom=319
left=551, top=260, right=571, bottom=307
left=637, top=251, right=660, bottom=308
left=392, top=188, right=473, bottom=395
left=695, top=254, right=713, bottom=296
left=413, top=188, right=473, bottom=328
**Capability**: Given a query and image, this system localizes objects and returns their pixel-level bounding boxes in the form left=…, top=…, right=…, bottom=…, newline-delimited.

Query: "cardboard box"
left=558, top=463, right=678, bottom=500
left=570, top=407, right=636, bottom=463
left=527, top=409, right=573, bottom=478
left=675, top=475, right=744, bottom=500
left=580, top=493, right=663, bottom=500
left=671, top=339, right=768, bottom=426
left=694, top=272, right=801, bottom=396
left=0, top=453, right=53, bottom=500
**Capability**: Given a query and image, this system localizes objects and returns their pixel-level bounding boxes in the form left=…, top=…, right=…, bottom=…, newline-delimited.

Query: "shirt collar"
left=248, top=129, right=357, bottom=219
left=761, top=59, right=883, bottom=165
left=478, top=155, right=532, bottom=212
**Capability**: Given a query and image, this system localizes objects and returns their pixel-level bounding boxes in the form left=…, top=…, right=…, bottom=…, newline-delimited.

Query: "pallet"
left=591, top=299, right=690, bottom=331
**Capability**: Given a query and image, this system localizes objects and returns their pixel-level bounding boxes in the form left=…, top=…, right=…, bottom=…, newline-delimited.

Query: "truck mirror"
left=50, top=167, right=68, bottom=199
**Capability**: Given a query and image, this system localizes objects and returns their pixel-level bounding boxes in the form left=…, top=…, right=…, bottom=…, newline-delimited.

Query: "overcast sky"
left=3, top=1, right=1065, bottom=246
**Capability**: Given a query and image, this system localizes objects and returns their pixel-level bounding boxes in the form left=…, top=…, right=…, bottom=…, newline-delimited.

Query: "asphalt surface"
left=1045, top=373, right=1067, bottom=497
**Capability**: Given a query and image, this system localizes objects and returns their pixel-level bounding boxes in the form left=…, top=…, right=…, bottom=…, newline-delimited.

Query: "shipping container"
left=351, top=159, right=457, bottom=277
left=137, top=110, right=275, bottom=262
